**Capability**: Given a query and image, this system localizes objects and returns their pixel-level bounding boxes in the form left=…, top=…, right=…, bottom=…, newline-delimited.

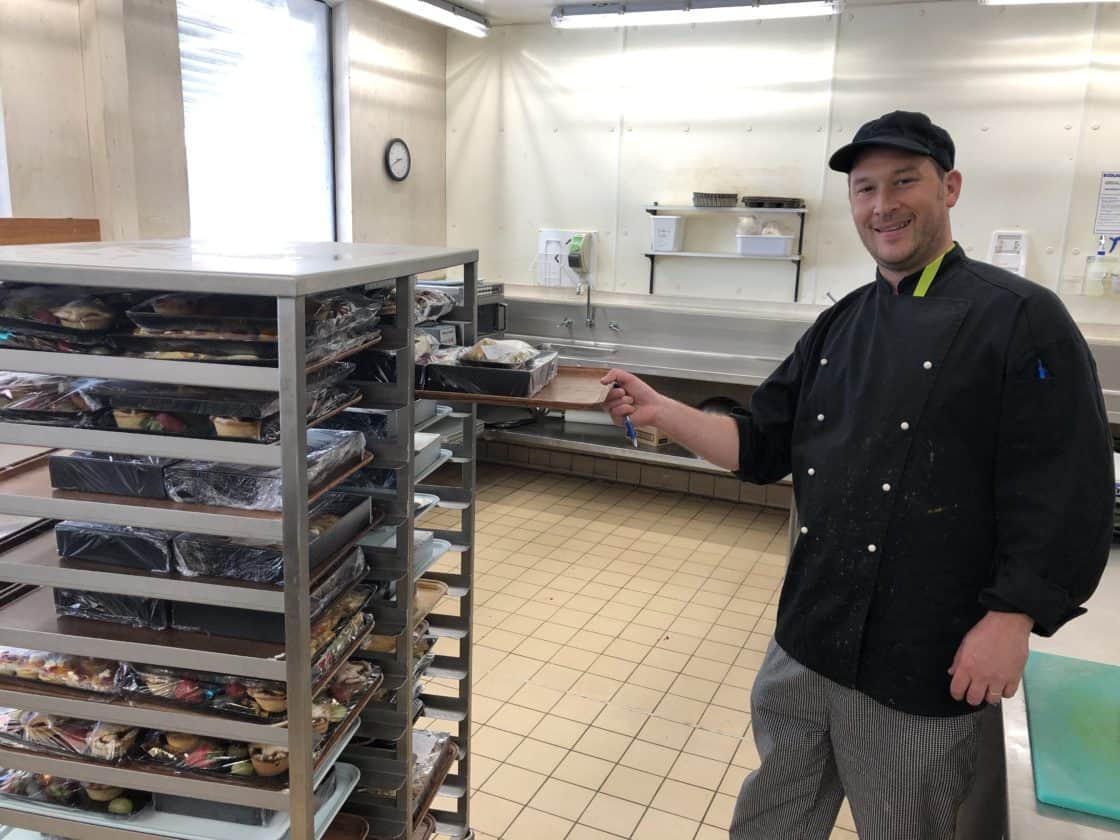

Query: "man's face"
left=848, top=148, right=961, bottom=277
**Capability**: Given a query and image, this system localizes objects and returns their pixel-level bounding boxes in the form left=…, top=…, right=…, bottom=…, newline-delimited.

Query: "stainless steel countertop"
left=1004, top=546, right=1120, bottom=838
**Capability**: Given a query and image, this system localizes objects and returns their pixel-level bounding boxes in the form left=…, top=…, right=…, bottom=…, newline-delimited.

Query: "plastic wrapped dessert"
left=53, top=589, right=170, bottom=630
left=0, top=648, right=119, bottom=694
left=91, top=362, right=357, bottom=442
left=48, top=451, right=176, bottom=500
left=56, top=521, right=176, bottom=574
left=117, top=291, right=382, bottom=366
left=0, top=285, right=141, bottom=335
left=137, top=697, right=350, bottom=783
left=172, top=492, right=371, bottom=584
left=171, top=548, right=367, bottom=642
left=0, top=373, right=106, bottom=428
left=125, top=291, right=382, bottom=339
left=0, top=709, right=140, bottom=763
left=0, top=768, right=147, bottom=816
left=163, top=428, right=365, bottom=510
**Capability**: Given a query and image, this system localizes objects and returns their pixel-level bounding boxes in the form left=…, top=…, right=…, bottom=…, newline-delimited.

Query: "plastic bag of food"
left=53, top=590, right=169, bottom=629
left=116, top=663, right=290, bottom=719
left=0, top=768, right=147, bottom=816
left=56, top=521, right=176, bottom=573
left=415, top=289, right=455, bottom=324
left=172, top=493, right=363, bottom=583
left=138, top=732, right=270, bottom=778
left=0, top=648, right=119, bottom=694
left=164, top=429, right=364, bottom=511
left=311, top=610, right=375, bottom=684
left=327, top=660, right=382, bottom=706
left=460, top=338, right=538, bottom=367
left=0, top=284, right=136, bottom=332
left=0, top=373, right=105, bottom=427
left=0, top=710, right=140, bottom=763
left=48, top=451, right=177, bottom=500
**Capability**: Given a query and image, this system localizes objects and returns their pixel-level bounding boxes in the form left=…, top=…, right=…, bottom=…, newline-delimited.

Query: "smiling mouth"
left=875, top=219, right=912, bottom=234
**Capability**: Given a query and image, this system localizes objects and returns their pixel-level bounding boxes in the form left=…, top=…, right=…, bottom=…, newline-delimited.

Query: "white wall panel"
left=616, top=18, right=835, bottom=301
left=0, top=0, right=96, bottom=218
left=449, top=25, right=623, bottom=287
left=344, top=0, right=447, bottom=247
left=817, top=0, right=1094, bottom=302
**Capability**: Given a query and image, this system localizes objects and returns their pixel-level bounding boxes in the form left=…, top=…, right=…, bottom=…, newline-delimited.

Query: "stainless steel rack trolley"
left=0, top=240, right=479, bottom=840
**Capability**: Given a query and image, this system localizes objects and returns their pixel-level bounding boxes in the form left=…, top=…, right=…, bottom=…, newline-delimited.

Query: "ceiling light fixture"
left=978, top=0, right=1110, bottom=5
left=374, top=0, right=488, bottom=38
left=550, top=0, right=839, bottom=28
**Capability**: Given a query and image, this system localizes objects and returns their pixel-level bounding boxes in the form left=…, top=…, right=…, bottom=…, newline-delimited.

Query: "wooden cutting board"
left=418, top=365, right=612, bottom=410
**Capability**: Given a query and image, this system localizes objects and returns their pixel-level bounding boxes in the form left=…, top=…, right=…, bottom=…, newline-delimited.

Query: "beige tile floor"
left=422, top=464, right=858, bottom=840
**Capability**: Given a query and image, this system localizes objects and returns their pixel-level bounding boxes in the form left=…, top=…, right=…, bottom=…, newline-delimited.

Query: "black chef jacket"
left=732, top=243, right=1114, bottom=716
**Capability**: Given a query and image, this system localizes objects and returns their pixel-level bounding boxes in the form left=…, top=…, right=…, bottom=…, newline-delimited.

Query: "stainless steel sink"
left=539, top=342, right=617, bottom=355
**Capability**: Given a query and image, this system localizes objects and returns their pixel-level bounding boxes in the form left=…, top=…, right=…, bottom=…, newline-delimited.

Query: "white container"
left=650, top=215, right=685, bottom=252
left=736, top=234, right=794, bottom=257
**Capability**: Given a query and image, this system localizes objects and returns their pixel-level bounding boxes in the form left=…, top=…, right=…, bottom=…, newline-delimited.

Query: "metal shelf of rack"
left=340, top=266, right=479, bottom=840
left=0, top=240, right=479, bottom=840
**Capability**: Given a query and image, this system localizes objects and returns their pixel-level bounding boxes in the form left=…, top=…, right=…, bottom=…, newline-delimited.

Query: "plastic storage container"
left=650, top=216, right=685, bottom=252
left=736, top=234, right=795, bottom=257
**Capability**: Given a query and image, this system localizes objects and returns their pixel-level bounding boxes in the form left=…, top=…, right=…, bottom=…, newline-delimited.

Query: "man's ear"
left=944, top=169, right=963, bottom=209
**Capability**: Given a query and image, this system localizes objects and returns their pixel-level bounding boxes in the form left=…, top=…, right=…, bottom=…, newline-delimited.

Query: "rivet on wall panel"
left=609, top=127, right=615, bottom=133
left=966, top=244, right=974, bottom=252
left=919, top=8, right=926, bottom=14
left=848, top=13, right=854, bottom=20
left=1065, top=124, right=1072, bottom=130
left=1091, top=124, right=1101, bottom=131
left=684, top=125, right=690, bottom=133
left=554, top=128, right=559, bottom=133
left=817, top=125, right=823, bottom=132
left=627, top=126, right=633, bottom=133
left=746, top=126, right=753, bottom=132
left=1073, top=248, right=1081, bottom=255
left=1046, top=246, right=1055, bottom=254
left=981, top=125, right=989, bottom=132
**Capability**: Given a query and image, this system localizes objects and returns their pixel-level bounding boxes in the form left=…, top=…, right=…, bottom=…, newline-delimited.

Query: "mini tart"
left=113, top=408, right=152, bottom=430
left=249, top=743, right=289, bottom=777
left=82, top=784, right=124, bottom=802
left=56, top=312, right=114, bottom=331
left=311, top=702, right=331, bottom=735
left=246, top=686, right=287, bottom=713
left=212, top=416, right=262, bottom=439
left=164, top=732, right=200, bottom=752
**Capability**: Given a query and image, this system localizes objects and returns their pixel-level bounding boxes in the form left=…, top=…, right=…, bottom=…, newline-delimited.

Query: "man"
left=602, top=111, right=1113, bottom=839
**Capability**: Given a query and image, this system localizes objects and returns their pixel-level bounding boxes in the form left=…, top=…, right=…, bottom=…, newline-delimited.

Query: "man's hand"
left=948, top=611, right=1033, bottom=706
left=600, top=369, right=667, bottom=428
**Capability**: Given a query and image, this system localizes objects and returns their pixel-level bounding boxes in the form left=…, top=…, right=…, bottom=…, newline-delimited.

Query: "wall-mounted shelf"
left=644, top=202, right=808, bottom=300
left=644, top=250, right=802, bottom=262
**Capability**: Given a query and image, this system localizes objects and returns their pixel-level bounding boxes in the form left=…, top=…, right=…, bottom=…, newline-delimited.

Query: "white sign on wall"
left=1093, top=171, right=1120, bottom=235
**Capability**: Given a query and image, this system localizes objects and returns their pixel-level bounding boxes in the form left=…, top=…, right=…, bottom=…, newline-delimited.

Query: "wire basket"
left=692, top=192, right=738, bottom=208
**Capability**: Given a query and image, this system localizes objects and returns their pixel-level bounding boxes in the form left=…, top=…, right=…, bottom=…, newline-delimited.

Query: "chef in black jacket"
left=602, top=111, right=1113, bottom=840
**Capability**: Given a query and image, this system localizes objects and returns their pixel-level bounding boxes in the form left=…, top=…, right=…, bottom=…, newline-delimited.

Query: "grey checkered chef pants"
left=731, top=641, right=996, bottom=840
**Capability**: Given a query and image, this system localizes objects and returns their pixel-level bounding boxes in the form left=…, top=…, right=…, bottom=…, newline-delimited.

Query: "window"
left=177, top=0, right=335, bottom=241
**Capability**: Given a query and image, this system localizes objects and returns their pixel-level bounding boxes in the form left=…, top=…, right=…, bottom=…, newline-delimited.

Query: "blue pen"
left=612, top=382, right=639, bottom=447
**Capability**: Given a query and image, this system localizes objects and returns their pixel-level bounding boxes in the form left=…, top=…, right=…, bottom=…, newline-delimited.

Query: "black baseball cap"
left=829, top=110, right=955, bottom=174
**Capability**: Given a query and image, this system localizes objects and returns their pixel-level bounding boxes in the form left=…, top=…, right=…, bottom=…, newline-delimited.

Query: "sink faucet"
left=608, top=321, right=622, bottom=332
left=557, top=317, right=573, bottom=329
left=576, top=280, right=594, bottom=329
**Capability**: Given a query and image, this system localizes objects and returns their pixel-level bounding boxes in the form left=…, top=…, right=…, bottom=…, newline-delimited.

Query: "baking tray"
left=419, top=365, right=612, bottom=410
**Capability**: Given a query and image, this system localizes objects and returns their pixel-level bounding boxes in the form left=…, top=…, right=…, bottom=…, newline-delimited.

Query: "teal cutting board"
left=1023, top=651, right=1120, bottom=821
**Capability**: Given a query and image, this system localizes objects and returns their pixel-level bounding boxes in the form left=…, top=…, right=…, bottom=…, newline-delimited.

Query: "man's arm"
left=600, top=369, right=740, bottom=471
left=948, top=292, right=1113, bottom=706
